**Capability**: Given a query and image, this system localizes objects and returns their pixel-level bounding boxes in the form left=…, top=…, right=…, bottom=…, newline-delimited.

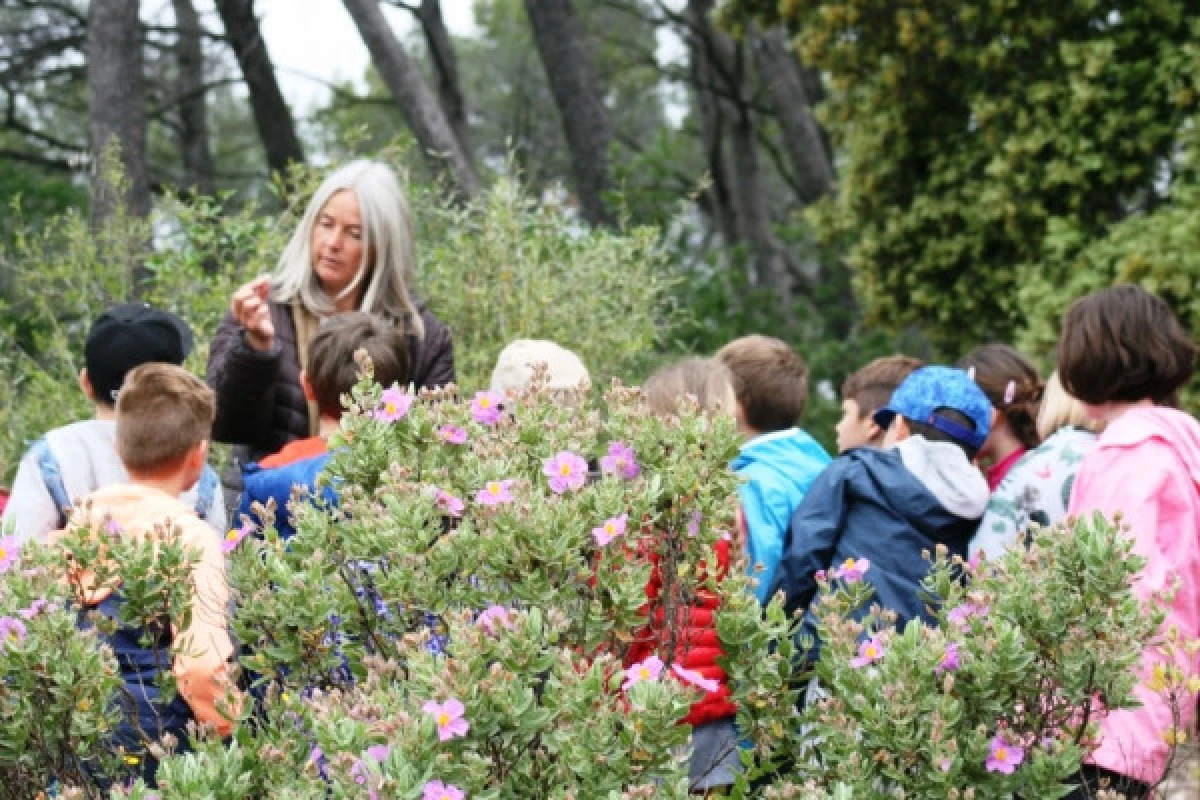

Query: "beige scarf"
left=291, top=298, right=323, bottom=437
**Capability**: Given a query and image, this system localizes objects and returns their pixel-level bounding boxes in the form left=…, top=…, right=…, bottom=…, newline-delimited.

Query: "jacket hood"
left=1100, top=406, right=1200, bottom=489
left=731, top=428, right=830, bottom=489
left=893, top=435, right=990, bottom=520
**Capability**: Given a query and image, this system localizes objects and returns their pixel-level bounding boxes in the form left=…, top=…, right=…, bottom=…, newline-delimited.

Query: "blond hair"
left=643, top=357, right=736, bottom=416
left=272, top=160, right=424, bottom=337
left=1036, top=371, right=1097, bottom=440
left=116, top=364, right=215, bottom=473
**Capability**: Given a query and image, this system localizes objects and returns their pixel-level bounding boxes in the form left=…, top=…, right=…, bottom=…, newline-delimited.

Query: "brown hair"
left=1058, top=284, right=1196, bottom=407
left=841, top=355, right=924, bottom=418
left=643, top=357, right=736, bottom=416
left=958, top=344, right=1043, bottom=450
left=308, top=312, right=411, bottom=418
left=116, top=363, right=215, bottom=473
left=716, top=335, right=809, bottom=432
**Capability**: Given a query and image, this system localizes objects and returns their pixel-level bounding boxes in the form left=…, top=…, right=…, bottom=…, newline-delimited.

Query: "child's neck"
left=129, top=473, right=193, bottom=498
left=93, top=405, right=116, bottom=422
left=317, top=416, right=341, bottom=440
left=1096, top=397, right=1155, bottom=424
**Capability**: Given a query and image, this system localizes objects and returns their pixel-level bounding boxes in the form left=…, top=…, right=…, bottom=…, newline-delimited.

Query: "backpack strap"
left=32, top=438, right=70, bottom=528
left=196, top=465, right=218, bottom=520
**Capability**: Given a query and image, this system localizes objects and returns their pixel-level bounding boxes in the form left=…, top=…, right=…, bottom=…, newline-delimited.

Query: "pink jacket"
left=1068, top=405, right=1200, bottom=785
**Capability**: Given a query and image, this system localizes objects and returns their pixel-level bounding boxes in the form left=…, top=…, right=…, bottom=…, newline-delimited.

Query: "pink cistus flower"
left=850, top=635, right=886, bottom=668
left=671, top=663, right=720, bottom=693
left=222, top=521, right=253, bottom=554
left=422, top=781, right=466, bottom=800
left=686, top=511, right=702, bottom=537
left=0, top=615, right=27, bottom=645
left=623, top=655, right=664, bottom=691
left=599, top=441, right=641, bottom=480
left=434, top=489, right=465, bottom=518
left=832, top=557, right=870, bottom=583
left=936, top=642, right=961, bottom=674
left=476, top=479, right=515, bottom=506
left=543, top=450, right=589, bottom=494
left=476, top=605, right=514, bottom=635
left=985, top=735, right=1025, bottom=774
left=0, top=535, right=21, bottom=573
left=947, top=602, right=989, bottom=627
left=18, top=599, right=51, bottom=620
left=373, top=387, right=413, bottom=422
left=423, top=698, right=470, bottom=741
left=471, top=390, right=505, bottom=426
left=592, top=514, right=628, bottom=547
left=438, top=424, right=468, bottom=444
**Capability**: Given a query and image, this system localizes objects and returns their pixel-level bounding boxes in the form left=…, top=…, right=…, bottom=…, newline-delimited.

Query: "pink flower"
left=832, top=557, right=870, bottom=582
left=435, top=489, right=465, bottom=518
left=476, top=605, right=514, bottom=635
left=423, top=698, right=470, bottom=741
left=0, top=535, right=20, bottom=573
left=623, top=655, right=664, bottom=691
left=422, top=781, right=466, bottom=800
left=543, top=451, right=589, bottom=494
left=222, top=521, right=252, bottom=554
left=600, top=441, right=641, bottom=480
left=373, top=387, right=413, bottom=422
left=18, top=599, right=51, bottom=620
left=936, top=642, right=961, bottom=674
left=365, top=744, right=390, bottom=763
left=0, top=616, right=27, bottom=645
left=985, top=735, right=1025, bottom=774
left=476, top=479, right=515, bottom=506
left=686, top=511, right=701, bottom=537
left=592, top=514, right=628, bottom=547
left=939, top=757, right=953, bottom=772
left=947, top=602, right=989, bottom=627
left=104, top=519, right=122, bottom=536
left=850, top=635, right=885, bottom=668
left=438, top=424, right=468, bottom=444
left=471, top=391, right=504, bottom=426
left=671, top=663, right=720, bottom=693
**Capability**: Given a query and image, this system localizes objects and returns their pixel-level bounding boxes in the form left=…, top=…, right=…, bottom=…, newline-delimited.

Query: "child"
left=3, top=303, right=225, bottom=543
left=1059, top=285, right=1200, bottom=797
left=768, top=366, right=992, bottom=663
left=237, top=312, right=411, bottom=539
left=56, top=363, right=241, bottom=782
left=716, top=335, right=832, bottom=604
left=835, top=355, right=924, bottom=452
left=634, top=357, right=740, bottom=792
left=970, top=372, right=1099, bottom=560
left=958, top=344, right=1043, bottom=489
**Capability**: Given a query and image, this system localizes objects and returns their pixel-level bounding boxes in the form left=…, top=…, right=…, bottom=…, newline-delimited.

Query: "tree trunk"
left=87, top=0, right=151, bottom=222
left=752, top=26, right=834, bottom=205
left=214, top=0, right=304, bottom=176
left=523, top=0, right=614, bottom=227
left=687, top=20, right=738, bottom=246
left=172, top=0, right=215, bottom=195
left=342, top=0, right=480, bottom=202
left=411, top=0, right=473, bottom=161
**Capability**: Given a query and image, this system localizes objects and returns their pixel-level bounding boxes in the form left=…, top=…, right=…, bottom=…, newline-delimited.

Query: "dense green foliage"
left=721, top=0, right=1200, bottom=355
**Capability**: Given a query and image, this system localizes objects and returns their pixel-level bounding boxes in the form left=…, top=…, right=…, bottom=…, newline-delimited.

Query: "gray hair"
left=272, top=160, right=424, bottom=337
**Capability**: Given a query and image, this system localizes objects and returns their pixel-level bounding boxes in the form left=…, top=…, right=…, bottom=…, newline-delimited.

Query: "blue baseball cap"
left=873, top=366, right=993, bottom=451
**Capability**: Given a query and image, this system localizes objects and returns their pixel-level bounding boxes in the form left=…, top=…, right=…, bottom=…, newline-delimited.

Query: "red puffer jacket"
left=625, top=533, right=737, bottom=727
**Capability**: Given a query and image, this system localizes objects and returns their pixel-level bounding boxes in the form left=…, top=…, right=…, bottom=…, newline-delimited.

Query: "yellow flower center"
left=865, top=645, right=878, bottom=658
left=479, top=397, right=491, bottom=408
left=0, top=546, right=7, bottom=560
left=559, top=463, right=572, bottom=476
left=637, top=667, right=650, bottom=679
left=385, top=402, right=397, bottom=414
left=488, top=484, right=500, bottom=495
left=225, top=530, right=239, bottom=542
left=437, top=712, right=450, bottom=726
left=995, top=747, right=1008, bottom=761
left=605, top=523, right=617, bottom=535
left=843, top=558, right=857, bottom=569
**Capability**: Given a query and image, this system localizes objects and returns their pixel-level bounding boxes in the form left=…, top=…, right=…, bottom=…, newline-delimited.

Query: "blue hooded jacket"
left=730, top=428, right=832, bottom=604
left=768, top=436, right=989, bottom=662
left=238, top=453, right=336, bottom=539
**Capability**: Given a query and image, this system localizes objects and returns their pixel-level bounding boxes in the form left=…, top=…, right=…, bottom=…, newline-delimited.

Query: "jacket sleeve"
left=173, top=519, right=242, bottom=737
left=768, top=459, right=852, bottom=616
left=738, top=478, right=792, bottom=605
left=1, top=449, right=60, bottom=545
left=413, top=308, right=456, bottom=390
left=206, top=310, right=283, bottom=447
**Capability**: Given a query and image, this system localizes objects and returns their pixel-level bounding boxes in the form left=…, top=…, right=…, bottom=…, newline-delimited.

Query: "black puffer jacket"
left=206, top=298, right=454, bottom=460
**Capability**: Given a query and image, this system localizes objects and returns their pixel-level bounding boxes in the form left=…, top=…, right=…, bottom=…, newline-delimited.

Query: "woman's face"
left=311, top=189, right=365, bottom=298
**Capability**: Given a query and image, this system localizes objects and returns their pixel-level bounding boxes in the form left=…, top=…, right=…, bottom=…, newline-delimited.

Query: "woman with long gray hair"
left=206, top=160, right=454, bottom=461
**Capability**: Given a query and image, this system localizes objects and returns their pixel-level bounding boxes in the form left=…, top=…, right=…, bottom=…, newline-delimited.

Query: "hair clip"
left=966, top=366, right=976, bottom=382
left=1004, top=380, right=1016, bottom=405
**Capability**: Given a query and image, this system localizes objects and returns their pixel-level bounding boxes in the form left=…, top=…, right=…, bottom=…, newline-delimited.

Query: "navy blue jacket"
left=767, top=438, right=989, bottom=662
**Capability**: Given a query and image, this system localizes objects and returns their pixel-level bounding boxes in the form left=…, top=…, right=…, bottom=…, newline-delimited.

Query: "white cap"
left=489, top=339, right=591, bottom=394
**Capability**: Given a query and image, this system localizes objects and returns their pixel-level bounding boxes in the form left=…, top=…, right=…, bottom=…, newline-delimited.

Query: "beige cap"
left=489, top=339, right=591, bottom=394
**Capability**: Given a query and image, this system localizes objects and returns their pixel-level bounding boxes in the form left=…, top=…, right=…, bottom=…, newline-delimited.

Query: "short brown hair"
left=958, top=344, right=1043, bottom=450
left=841, top=355, right=923, bottom=418
left=716, top=335, right=809, bottom=432
left=1058, top=285, right=1196, bottom=407
left=643, top=357, right=736, bottom=416
left=308, top=312, right=411, bottom=418
left=116, top=363, right=214, bottom=473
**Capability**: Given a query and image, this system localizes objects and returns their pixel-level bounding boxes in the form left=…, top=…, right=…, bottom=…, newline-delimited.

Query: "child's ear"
left=300, top=370, right=316, bottom=403
left=79, top=369, right=97, bottom=402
